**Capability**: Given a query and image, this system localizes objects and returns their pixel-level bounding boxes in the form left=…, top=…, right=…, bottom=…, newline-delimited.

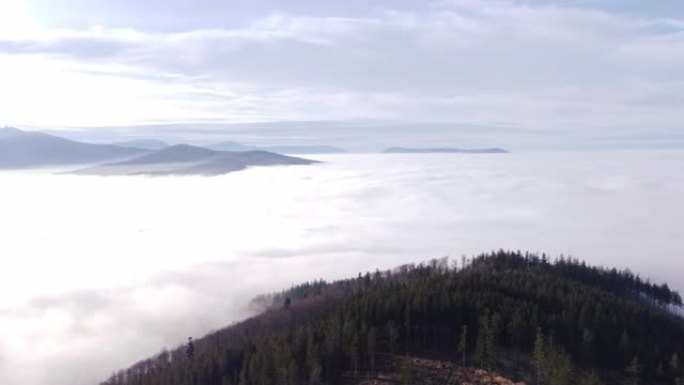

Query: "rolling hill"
left=113, top=139, right=169, bottom=150
left=208, top=141, right=346, bottom=154
left=99, top=251, right=684, bottom=385
left=77, top=144, right=317, bottom=176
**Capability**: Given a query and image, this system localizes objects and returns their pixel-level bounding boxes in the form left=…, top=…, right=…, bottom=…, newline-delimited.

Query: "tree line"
left=101, top=251, right=684, bottom=385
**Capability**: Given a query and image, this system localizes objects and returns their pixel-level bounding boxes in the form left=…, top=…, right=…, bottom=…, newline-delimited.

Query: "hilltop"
left=100, top=251, right=684, bottom=385
left=77, top=145, right=318, bottom=176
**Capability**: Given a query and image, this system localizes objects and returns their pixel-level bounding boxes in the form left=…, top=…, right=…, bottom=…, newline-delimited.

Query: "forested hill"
left=101, top=251, right=684, bottom=385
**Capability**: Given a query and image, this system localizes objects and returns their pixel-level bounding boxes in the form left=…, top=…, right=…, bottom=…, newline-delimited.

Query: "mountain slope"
left=100, top=251, right=684, bottom=385
left=208, top=141, right=346, bottom=154
left=207, top=141, right=254, bottom=152
left=113, top=139, right=169, bottom=150
left=261, top=145, right=346, bottom=154
left=114, top=144, right=219, bottom=165
left=0, top=128, right=147, bottom=169
left=0, top=127, right=25, bottom=139
left=77, top=145, right=318, bottom=176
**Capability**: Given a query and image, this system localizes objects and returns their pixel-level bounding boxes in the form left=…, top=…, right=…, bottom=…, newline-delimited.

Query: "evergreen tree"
left=474, top=314, right=490, bottom=368
left=534, top=328, right=546, bottom=385
left=671, top=353, right=681, bottom=385
left=387, top=321, right=399, bottom=355
left=457, top=324, right=468, bottom=367
left=579, top=370, right=603, bottom=385
left=547, top=342, right=572, bottom=385
left=399, top=356, right=413, bottom=385
left=367, top=327, right=377, bottom=380
left=627, top=356, right=641, bottom=385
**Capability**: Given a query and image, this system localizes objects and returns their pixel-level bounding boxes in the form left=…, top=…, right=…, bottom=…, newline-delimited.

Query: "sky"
left=1, top=152, right=684, bottom=385
left=0, top=0, right=683, bottom=149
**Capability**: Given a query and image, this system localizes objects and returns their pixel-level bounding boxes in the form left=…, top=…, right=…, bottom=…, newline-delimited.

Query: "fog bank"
left=0, top=151, right=683, bottom=385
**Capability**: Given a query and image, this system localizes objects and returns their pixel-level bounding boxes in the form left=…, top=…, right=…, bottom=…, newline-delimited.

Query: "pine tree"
left=367, top=327, right=377, bottom=380
left=486, top=313, right=499, bottom=366
left=349, top=334, right=359, bottom=384
left=547, top=343, right=572, bottom=385
left=534, top=328, right=546, bottom=385
left=387, top=321, right=399, bottom=355
left=404, top=306, right=411, bottom=349
left=627, top=356, right=641, bottom=385
left=457, top=324, right=468, bottom=366
left=671, top=353, right=681, bottom=385
left=399, top=356, right=413, bottom=385
left=579, top=370, right=603, bottom=385
left=620, top=330, right=634, bottom=365
left=475, top=314, right=490, bottom=368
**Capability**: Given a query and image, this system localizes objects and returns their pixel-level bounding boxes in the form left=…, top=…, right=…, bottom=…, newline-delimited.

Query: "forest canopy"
left=101, top=251, right=684, bottom=385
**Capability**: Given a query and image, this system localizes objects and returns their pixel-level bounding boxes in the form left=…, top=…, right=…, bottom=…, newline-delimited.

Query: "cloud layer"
left=1, top=151, right=683, bottom=385
left=0, top=0, right=683, bottom=147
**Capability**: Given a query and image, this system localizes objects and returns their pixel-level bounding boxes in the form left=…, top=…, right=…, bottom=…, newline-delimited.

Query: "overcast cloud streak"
left=0, top=0, right=682, bottom=148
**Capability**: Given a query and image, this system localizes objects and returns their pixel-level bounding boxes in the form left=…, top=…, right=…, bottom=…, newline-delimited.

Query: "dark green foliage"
left=457, top=324, right=467, bottom=366
left=100, top=251, right=684, bottom=385
left=627, top=356, right=642, bottom=385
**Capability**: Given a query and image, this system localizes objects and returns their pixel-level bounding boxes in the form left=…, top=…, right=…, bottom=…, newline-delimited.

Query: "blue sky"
left=0, top=0, right=682, bottom=149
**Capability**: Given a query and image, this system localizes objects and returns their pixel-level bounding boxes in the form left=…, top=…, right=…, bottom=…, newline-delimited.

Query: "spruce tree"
left=534, top=328, right=546, bottom=385
left=399, top=356, right=413, bottom=385
left=671, top=353, right=681, bottom=385
left=627, top=356, right=641, bottom=385
left=474, top=314, right=490, bottom=368
left=457, top=324, right=468, bottom=367
left=579, top=370, right=603, bottom=385
left=368, top=327, right=377, bottom=380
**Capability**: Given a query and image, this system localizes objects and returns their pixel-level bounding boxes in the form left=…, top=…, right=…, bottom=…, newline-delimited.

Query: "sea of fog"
left=1, top=152, right=683, bottom=385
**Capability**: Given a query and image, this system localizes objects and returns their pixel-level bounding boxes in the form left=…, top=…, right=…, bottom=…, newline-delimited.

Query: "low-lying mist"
left=0, top=152, right=683, bottom=385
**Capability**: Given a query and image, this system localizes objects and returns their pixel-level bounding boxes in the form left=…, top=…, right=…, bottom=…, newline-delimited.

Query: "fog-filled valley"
left=1, top=151, right=683, bottom=385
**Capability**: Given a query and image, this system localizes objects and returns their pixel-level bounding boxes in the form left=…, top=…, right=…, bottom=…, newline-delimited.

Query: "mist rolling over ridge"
left=1, top=0, right=684, bottom=384
left=1, top=151, right=683, bottom=385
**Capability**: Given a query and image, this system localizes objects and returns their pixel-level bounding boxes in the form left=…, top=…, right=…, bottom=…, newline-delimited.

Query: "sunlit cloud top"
left=0, top=0, right=682, bottom=147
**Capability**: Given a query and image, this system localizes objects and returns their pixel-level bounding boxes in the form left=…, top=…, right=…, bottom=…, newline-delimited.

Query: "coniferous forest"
left=100, top=251, right=684, bottom=385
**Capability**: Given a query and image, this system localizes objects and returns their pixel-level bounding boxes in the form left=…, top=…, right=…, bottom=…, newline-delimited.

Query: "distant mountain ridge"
left=0, top=128, right=317, bottom=175
left=76, top=144, right=317, bottom=176
left=384, top=147, right=508, bottom=154
left=113, top=139, right=169, bottom=150
left=115, top=144, right=218, bottom=165
left=208, top=141, right=346, bottom=154
left=0, top=128, right=146, bottom=168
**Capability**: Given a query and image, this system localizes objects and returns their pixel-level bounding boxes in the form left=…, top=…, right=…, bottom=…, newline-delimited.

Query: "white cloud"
left=0, top=0, right=682, bottom=144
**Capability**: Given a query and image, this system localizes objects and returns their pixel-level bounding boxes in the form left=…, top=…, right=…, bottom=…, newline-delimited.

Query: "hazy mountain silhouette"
left=115, top=144, right=219, bottom=165
left=207, top=141, right=254, bottom=152
left=114, top=139, right=169, bottom=150
left=77, top=145, right=317, bottom=176
left=208, top=141, right=346, bottom=154
left=383, top=147, right=508, bottom=154
left=0, top=127, right=25, bottom=139
left=261, top=145, right=346, bottom=154
left=0, top=128, right=147, bottom=169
